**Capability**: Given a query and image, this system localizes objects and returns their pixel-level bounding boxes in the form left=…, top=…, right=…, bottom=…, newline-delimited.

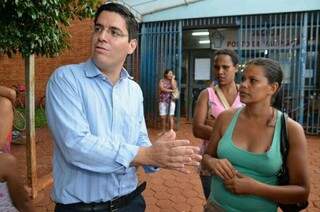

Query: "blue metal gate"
left=237, top=12, right=320, bottom=135
left=139, top=21, right=182, bottom=127
left=137, top=11, right=320, bottom=134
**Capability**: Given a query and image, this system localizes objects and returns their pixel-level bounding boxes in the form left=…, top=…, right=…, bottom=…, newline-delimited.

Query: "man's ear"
left=128, top=39, right=137, bottom=55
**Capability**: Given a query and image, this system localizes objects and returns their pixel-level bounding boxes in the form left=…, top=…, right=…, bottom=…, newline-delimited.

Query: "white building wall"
left=142, top=0, right=320, bottom=22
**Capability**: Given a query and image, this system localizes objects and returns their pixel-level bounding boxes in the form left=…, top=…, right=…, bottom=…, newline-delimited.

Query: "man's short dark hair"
left=94, top=3, right=138, bottom=41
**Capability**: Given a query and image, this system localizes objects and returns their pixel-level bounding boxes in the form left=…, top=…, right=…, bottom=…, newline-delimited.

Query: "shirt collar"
left=85, top=59, right=133, bottom=80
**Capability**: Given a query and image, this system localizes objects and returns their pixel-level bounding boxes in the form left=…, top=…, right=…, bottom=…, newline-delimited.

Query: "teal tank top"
left=209, top=108, right=282, bottom=212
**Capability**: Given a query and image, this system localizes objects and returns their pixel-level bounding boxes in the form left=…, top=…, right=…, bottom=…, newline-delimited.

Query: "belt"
left=56, top=181, right=146, bottom=212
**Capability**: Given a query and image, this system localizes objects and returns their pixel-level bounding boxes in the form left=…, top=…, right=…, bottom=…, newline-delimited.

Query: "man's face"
left=91, top=11, right=136, bottom=71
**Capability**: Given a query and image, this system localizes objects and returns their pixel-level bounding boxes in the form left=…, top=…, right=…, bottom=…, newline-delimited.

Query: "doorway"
left=182, top=29, right=215, bottom=119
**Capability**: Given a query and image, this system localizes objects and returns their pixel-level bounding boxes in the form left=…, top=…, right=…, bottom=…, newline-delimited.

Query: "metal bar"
left=282, top=13, right=288, bottom=111
left=313, top=12, right=318, bottom=133
left=142, top=23, right=148, bottom=123
left=307, top=12, right=314, bottom=133
left=173, top=21, right=177, bottom=70
left=164, top=22, right=168, bottom=70
left=243, top=16, right=248, bottom=61
left=150, top=23, right=156, bottom=126
left=298, top=13, right=308, bottom=124
left=288, top=13, right=293, bottom=116
left=144, top=23, right=150, bottom=123
left=268, top=14, right=272, bottom=59
left=168, top=21, right=173, bottom=70
left=315, top=11, right=320, bottom=133
left=148, top=23, right=154, bottom=124
left=250, top=15, right=254, bottom=56
left=292, top=13, right=298, bottom=119
left=237, top=16, right=242, bottom=66
left=254, top=15, right=257, bottom=57
left=278, top=14, right=282, bottom=62
left=314, top=12, right=319, bottom=87
left=273, top=14, right=277, bottom=60
left=177, top=20, right=182, bottom=129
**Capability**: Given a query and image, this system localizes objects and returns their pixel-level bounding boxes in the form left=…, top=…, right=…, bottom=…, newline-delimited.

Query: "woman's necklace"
left=266, top=107, right=276, bottom=127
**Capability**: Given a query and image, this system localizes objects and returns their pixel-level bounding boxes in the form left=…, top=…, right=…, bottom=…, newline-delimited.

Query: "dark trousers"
left=55, top=194, right=146, bottom=212
left=200, top=175, right=212, bottom=199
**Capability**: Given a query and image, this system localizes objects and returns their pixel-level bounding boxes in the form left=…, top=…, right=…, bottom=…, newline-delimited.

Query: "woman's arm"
left=159, top=79, right=174, bottom=93
left=171, top=76, right=177, bottom=90
left=192, top=89, right=213, bottom=140
left=202, top=111, right=237, bottom=180
left=224, top=118, right=310, bottom=204
left=0, top=154, right=34, bottom=212
left=0, top=97, right=13, bottom=149
left=0, top=86, right=16, bottom=104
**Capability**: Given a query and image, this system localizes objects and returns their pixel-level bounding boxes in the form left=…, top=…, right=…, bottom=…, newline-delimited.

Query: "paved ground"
left=11, top=119, right=320, bottom=212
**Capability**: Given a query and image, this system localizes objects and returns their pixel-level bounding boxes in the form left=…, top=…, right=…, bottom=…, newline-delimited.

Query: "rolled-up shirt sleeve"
left=134, top=94, right=159, bottom=173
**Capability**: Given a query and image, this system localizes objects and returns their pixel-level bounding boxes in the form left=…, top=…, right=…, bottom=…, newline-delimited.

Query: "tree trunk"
left=24, top=54, right=37, bottom=198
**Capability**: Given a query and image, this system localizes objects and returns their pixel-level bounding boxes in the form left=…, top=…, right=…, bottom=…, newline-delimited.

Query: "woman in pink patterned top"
left=159, top=69, right=177, bottom=134
left=192, top=49, right=243, bottom=199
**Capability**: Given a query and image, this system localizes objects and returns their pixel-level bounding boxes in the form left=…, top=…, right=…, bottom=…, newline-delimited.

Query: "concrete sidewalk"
left=12, top=120, right=320, bottom=211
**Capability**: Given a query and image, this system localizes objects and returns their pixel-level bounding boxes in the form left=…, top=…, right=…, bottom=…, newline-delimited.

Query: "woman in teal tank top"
left=202, top=58, right=310, bottom=212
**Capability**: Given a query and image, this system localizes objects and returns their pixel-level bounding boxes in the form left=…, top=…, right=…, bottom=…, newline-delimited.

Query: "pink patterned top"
left=159, top=79, right=173, bottom=103
left=3, top=133, right=12, bottom=153
left=207, top=87, right=243, bottom=119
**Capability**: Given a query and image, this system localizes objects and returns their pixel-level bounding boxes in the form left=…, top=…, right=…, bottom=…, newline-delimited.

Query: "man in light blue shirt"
left=46, top=3, right=201, bottom=212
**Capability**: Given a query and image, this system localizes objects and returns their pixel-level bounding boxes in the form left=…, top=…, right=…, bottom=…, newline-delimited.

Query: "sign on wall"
left=209, top=28, right=300, bottom=49
left=195, top=58, right=211, bottom=80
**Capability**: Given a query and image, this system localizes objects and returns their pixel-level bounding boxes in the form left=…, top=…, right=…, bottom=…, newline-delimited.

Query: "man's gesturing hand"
left=135, top=130, right=202, bottom=173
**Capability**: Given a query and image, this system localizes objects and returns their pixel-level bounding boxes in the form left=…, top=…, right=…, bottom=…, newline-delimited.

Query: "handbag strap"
left=214, top=85, right=230, bottom=110
left=280, top=113, right=289, bottom=166
left=279, top=112, right=309, bottom=210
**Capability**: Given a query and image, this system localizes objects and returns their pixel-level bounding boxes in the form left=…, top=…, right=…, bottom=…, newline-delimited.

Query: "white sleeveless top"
left=0, top=182, right=18, bottom=212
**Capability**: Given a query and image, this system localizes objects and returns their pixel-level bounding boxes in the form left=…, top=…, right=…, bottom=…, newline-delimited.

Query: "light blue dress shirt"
left=46, top=59, right=155, bottom=204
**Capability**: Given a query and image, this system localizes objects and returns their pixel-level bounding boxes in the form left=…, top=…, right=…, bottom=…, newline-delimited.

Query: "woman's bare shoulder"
left=198, top=88, right=209, bottom=99
left=287, top=117, right=304, bottom=134
left=286, top=117, right=307, bottom=146
left=216, top=108, right=239, bottom=125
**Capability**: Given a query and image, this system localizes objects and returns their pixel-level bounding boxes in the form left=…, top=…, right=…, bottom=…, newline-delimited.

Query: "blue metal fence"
left=138, top=21, right=182, bottom=127
left=135, top=11, right=320, bottom=134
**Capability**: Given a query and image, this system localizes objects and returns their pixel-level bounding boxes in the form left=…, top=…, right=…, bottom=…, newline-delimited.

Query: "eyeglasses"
left=93, top=24, right=128, bottom=39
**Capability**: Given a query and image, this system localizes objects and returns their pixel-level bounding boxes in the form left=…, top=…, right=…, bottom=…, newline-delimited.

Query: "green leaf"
left=0, top=0, right=99, bottom=57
